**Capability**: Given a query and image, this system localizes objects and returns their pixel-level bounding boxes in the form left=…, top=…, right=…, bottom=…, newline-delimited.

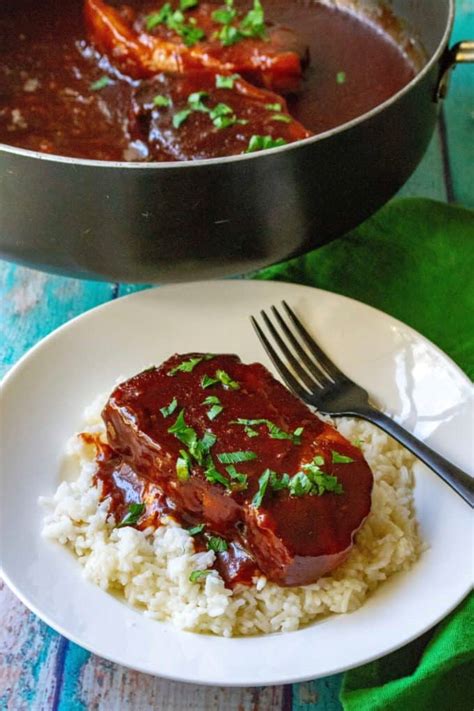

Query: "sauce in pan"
left=0, top=0, right=418, bottom=161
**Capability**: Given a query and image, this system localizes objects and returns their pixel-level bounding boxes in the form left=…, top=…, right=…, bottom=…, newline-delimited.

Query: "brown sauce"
left=0, top=0, right=417, bottom=161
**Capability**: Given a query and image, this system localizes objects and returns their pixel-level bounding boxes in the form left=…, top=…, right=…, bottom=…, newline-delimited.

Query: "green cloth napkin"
left=254, top=197, right=474, bottom=710
left=255, top=198, right=474, bottom=379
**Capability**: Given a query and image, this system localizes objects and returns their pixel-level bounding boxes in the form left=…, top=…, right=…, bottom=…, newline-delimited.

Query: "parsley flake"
left=265, top=102, right=282, bottom=112
left=153, top=94, right=171, bottom=108
left=201, top=370, right=240, bottom=390
left=117, top=502, right=145, bottom=528
left=188, top=523, right=205, bottom=536
left=176, top=449, right=192, bottom=481
left=173, top=109, right=192, bottom=128
left=202, top=395, right=224, bottom=420
left=90, top=76, right=112, bottom=91
left=168, top=356, right=204, bottom=375
left=207, top=536, right=228, bottom=552
left=204, top=461, right=231, bottom=488
left=232, top=418, right=303, bottom=444
left=217, top=451, right=257, bottom=464
left=245, top=135, right=288, bottom=153
left=225, top=465, right=248, bottom=489
left=189, top=569, right=212, bottom=583
left=168, top=409, right=216, bottom=465
left=160, top=397, right=178, bottom=417
left=288, top=471, right=312, bottom=496
left=271, top=113, right=291, bottom=124
left=331, top=450, right=355, bottom=464
left=216, top=73, right=240, bottom=89
left=252, top=468, right=272, bottom=507
left=337, top=71, right=346, bottom=84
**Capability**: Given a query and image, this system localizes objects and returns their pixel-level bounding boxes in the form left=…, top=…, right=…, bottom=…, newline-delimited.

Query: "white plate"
left=1, top=280, right=472, bottom=686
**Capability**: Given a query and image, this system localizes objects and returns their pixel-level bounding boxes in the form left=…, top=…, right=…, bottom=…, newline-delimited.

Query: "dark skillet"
left=0, top=0, right=472, bottom=283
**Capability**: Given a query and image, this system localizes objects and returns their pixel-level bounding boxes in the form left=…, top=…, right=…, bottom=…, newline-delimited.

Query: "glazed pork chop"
left=84, top=0, right=307, bottom=92
left=100, top=353, right=373, bottom=586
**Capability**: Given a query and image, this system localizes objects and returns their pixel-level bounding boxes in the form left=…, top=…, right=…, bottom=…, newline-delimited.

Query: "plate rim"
left=1, top=279, right=472, bottom=686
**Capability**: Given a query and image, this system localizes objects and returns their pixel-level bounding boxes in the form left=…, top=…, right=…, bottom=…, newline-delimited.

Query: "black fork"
left=251, top=301, right=473, bottom=507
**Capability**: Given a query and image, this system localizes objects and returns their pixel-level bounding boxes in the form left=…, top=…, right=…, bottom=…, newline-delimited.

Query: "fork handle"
left=358, top=408, right=474, bottom=507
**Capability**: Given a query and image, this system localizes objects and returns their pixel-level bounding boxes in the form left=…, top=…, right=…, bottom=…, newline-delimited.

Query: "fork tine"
left=260, top=309, right=322, bottom=392
left=271, top=304, right=332, bottom=386
left=250, top=317, right=312, bottom=402
left=282, top=300, right=349, bottom=382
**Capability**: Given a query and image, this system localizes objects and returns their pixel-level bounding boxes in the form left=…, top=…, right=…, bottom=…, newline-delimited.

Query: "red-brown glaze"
left=0, top=0, right=418, bottom=161
left=86, top=432, right=259, bottom=585
left=101, top=353, right=373, bottom=586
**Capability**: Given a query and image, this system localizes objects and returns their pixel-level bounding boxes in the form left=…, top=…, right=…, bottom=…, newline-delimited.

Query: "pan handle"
left=437, top=40, right=474, bottom=100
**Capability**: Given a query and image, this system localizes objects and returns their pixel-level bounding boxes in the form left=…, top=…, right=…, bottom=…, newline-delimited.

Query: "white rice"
left=40, top=393, right=424, bottom=637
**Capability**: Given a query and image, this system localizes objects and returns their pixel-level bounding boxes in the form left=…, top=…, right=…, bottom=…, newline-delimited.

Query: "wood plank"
left=292, top=676, right=343, bottom=711
left=0, top=263, right=116, bottom=378
left=0, top=582, right=61, bottom=711
left=443, top=1, right=474, bottom=207
left=57, top=648, right=284, bottom=711
left=0, top=262, right=117, bottom=710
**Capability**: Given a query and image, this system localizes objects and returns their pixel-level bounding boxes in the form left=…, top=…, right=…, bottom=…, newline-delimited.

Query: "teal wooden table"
left=1, top=4, right=473, bottom=709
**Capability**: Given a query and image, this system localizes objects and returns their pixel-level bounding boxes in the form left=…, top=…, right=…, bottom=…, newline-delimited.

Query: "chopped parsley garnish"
left=180, top=0, right=199, bottom=9
left=153, top=94, right=171, bottom=108
left=265, top=102, right=282, bottom=112
left=337, top=71, right=346, bottom=84
left=168, top=409, right=216, bottom=465
left=301, top=457, right=344, bottom=495
left=173, top=109, right=192, bottom=128
left=217, top=451, right=257, bottom=464
left=146, top=3, right=173, bottom=29
left=212, top=0, right=266, bottom=46
left=216, top=24, right=242, bottom=45
left=288, top=471, right=312, bottom=496
left=269, top=470, right=290, bottom=490
left=331, top=450, right=355, bottom=464
left=117, top=502, right=145, bottom=528
left=201, top=374, right=219, bottom=388
left=188, top=523, right=205, bottom=536
left=90, top=76, right=112, bottom=91
left=216, top=369, right=240, bottom=389
left=207, top=535, right=228, bottom=552
left=173, top=93, right=245, bottom=130
left=232, top=418, right=303, bottom=444
left=252, top=456, right=343, bottom=506
left=204, top=461, right=231, bottom=488
left=209, top=103, right=247, bottom=129
left=176, top=449, right=192, bottom=481
left=146, top=3, right=205, bottom=46
left=212, top=0, right=237, bottom=25
left=188, top=90, right=209, bottom=111
left=202, top=395, right=223, bottom=420
left=201, top=369, right=240, bottom=390
left=239, top=0, right=266, bottom=38
left=271, top=113, right=291, bottom=124
left=160, top=397, right=178, bottom=417
left=216, top=73, right=240, bottom=89
left=245, top=135, right=288, bottom=153
left=252, top=468, right=272, bottom=507
left=189, top=569, right=212, bottom=583
left=225, top=465, right=248, bottom=489
left=168, top=356, right=204, bottom=375
left=352, top=438, right=364, bottom=448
